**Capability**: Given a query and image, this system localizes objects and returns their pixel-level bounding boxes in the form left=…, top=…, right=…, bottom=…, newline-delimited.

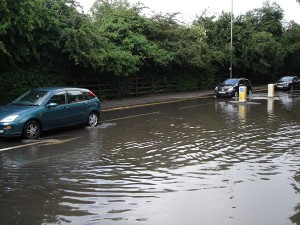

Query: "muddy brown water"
left=1, top=92, right=300, bottom=225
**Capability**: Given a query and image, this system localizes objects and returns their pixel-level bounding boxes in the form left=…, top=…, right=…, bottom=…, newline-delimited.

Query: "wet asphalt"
left=101, top=86, right=268, bottom=111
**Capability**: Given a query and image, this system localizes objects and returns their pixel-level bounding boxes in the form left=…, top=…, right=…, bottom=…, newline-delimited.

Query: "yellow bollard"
left=238, top=104, right=246, bottom=123
left=239, top=86, right=247, bottom=102
left=268, top=84, right=275, bottom=98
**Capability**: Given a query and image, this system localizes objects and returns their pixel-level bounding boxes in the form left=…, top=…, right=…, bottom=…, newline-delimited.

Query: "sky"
left=77, top=0, right=300, bottom=24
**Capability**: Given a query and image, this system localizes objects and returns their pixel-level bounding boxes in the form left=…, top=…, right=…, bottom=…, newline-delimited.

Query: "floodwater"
left=1, top=92, right=300, bottom=225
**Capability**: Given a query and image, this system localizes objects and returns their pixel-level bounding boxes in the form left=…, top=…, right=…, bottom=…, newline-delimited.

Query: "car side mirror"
left=46, top=102, right=58, bottom=108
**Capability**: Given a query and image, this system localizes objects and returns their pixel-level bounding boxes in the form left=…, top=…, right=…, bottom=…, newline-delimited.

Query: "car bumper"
left=275, top=86, right=290, bottom=90
left=215, top=91, right=235, bottom=97
left=0, top=122, right=23, bottom=137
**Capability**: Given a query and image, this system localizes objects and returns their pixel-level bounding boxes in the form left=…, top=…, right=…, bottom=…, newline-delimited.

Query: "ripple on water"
left=2, top=97, right=300, bottom=225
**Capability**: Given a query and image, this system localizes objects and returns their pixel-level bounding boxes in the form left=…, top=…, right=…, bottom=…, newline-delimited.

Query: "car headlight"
left=215, top=87, right=218, bottom=91
left=0, top=115, right=19, bottom=122
left=228, top=87, right=234, bottom=91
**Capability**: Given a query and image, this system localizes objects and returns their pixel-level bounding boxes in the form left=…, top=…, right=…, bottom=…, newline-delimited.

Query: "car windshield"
left=279, top=77, right=293, bottom=82
left=12, top=90, right=49, bottom=106
left=222, top=79, right=239, bottom=86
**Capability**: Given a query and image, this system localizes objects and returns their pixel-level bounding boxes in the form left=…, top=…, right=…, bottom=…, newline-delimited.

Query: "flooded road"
left=1, top=92, right=300, bottom=225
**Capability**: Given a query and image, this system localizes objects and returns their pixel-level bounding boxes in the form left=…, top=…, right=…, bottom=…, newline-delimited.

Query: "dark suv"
left=274, top=76, right=300, bottom=91
left=214, top=78, right=253, bottom=98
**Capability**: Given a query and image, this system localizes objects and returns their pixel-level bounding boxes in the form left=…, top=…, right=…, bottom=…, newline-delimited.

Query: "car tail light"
left=88, top=91, right=96, bottom=97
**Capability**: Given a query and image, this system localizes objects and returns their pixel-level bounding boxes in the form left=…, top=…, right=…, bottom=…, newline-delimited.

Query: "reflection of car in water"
left=0, top=87, right=101, bottom=139
left=275, top=76, right=300, bottom=91
left=214, top=78, right=253, bottom=98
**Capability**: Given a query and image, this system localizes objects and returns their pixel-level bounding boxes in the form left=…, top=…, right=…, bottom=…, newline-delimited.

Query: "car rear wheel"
left=23, top=121, right=41, bottom=139
left=87, top=112, right=98, bottom=127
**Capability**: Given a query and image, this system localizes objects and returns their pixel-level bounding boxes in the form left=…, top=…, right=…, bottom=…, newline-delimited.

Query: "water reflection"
left=238, top=104, right=246, bottom=124
left=1, top=93, right=300, bottom=225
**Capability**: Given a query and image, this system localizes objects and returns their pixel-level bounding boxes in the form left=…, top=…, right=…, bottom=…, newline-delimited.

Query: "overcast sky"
left=78, top=0, right=300, bottom=24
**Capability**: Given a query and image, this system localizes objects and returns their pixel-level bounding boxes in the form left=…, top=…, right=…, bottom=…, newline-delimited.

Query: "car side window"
left=48, top=91, right=66, bottom=105
left=67, top=90, right=84, bottom=103
left=239, top=80, right=245, bottom=86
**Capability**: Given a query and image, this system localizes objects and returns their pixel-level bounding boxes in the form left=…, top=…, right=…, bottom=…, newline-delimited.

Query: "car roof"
left=32, top=87, right=89, bottom=92
left=225, top=78, right=249, bottom=81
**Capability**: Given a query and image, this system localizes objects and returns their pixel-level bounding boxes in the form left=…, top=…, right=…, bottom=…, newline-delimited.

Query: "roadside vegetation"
left=0, top=0, right=300, bottom=104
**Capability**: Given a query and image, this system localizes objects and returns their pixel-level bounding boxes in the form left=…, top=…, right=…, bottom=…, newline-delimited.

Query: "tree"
left=194, top=12, right=233, bottom=76
left=244, top=1, right=284, bottom=37
left=281, top=21, right=300, bottom=74
left=237, top=31, right=283, bottom=75
left=0, top=0, right=84, bottom=71
left=234, top=2, right=285, bottom=76
left=90, top=0, right=173, bottom=76
left=150, top=13, right=208, bottom=71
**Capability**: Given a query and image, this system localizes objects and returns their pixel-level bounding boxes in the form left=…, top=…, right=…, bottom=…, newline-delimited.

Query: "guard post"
left=239, top=86, right=247, bottom=102
left=268, top=84, right=275, bottom=98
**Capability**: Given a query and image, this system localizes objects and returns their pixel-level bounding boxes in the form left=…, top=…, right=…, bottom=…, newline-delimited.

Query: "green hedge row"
left=0, top=68, right=66, bottom=105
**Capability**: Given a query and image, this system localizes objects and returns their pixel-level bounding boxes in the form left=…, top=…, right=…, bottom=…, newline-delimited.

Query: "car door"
left=42, top=91, right=70, bottom=129
left=245, top=80, right=252, bottom=93
left=66, top=90, right=89, bottom=125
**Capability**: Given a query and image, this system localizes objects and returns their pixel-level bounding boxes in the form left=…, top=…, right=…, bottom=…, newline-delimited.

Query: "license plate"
left=219, top=91, right=225, bottom=94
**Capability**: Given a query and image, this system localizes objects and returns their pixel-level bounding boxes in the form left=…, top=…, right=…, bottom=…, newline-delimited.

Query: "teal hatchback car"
left=0, top=87, right=101, bottom=139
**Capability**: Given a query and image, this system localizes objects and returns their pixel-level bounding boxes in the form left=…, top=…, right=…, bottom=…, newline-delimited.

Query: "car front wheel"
left=23, top=120, right=41, bottom=139
left=87, top=112, right=98, bottom=127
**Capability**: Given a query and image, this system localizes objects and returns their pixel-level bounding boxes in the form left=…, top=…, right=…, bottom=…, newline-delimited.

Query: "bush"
left=199, top=74, right=217, bottom=89
left=176, top=73, right=199, bottom=91
left=0, top=68, right=66, bottom=105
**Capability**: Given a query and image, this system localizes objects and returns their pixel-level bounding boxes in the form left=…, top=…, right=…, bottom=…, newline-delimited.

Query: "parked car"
left=214, top=78, right=253, bottom=98
left=0, top=87, right=101, bottom=139
left=274, top=76, right=300, bottom=91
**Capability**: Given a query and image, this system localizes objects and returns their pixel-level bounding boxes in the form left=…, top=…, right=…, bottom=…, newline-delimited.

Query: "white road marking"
left=0, top=137, right=81, bottom=152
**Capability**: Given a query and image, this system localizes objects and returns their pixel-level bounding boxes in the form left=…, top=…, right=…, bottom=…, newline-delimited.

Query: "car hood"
left=0, top=104, right=38, bottom=120
left=276, top=81, right=291, bottom=84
